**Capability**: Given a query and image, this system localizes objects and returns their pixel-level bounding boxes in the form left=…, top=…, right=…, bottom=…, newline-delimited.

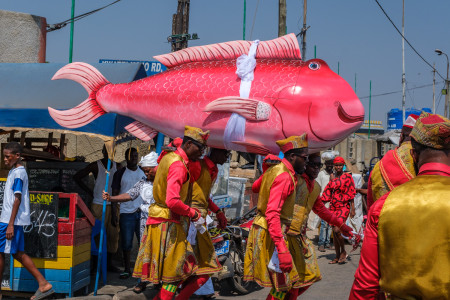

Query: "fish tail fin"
left=48, top=62, right=110, bottom=128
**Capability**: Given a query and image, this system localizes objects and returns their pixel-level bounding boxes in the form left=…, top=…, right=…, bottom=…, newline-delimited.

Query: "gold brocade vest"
left=378, top=175, right=450, bottom=299
left=191, top=160, right=213, bottom=218
left=150, top=151, right=190, bottom=220
left=255, top=162, right=296, bottom=228
left=371, top=142, right=416, bottom=203
left=288, top=176, right=321, bottom=235
left=370, top=163, right=388, bottom=202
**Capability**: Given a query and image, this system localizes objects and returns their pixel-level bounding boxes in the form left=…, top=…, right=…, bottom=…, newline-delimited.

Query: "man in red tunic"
left=132, top=126, right=209, bottom=300
left=244, top=134, right=309, bottom=300
left=349, top=112, right=450, bottom=299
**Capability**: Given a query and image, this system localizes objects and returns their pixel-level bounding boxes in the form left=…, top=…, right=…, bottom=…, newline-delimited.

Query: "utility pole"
left=278, top=0, right=287, bottom=37
left=172, top=0, right=190, bottom=52
left=156, top=0, right=191, bottom=154
left=446, top=65, right=449, bottom=118
left=401, top=0, right=406, bottom=123
left=435, top=49, right=450, bottom=118
left=433, top=63, right=436, bottom=113
left=301, top=0, right=307, bottom=59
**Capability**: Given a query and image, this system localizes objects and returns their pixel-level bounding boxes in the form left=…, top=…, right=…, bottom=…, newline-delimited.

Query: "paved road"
left=214, top=229, right=360, bottom=300
left=2, top=229, right=360, bottom=299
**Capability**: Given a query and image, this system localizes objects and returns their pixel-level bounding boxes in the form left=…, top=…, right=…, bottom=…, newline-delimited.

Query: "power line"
left=249, top=0, right=260, bottom=40
left=359, top=81, right=444, bottom=100
left=373, top=0, right=445, bottom=81
left=47, top=0, right=122, bottom=32
left=405, top=82, right=417, bottom=109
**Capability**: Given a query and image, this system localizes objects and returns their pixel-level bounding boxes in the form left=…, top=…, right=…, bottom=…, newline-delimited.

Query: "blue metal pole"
left=94, top=158, right=111, bottom=294
left=155, top=133, right=165, bottom=154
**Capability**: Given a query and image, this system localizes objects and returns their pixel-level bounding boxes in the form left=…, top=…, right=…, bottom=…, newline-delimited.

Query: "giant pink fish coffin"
left=49, top=34, right=364, bottom=154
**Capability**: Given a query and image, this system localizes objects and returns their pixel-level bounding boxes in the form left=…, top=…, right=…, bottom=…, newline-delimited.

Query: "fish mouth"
left=337, top=102, right=365, bottom=123
left=308, top=101, right=364, bottom=142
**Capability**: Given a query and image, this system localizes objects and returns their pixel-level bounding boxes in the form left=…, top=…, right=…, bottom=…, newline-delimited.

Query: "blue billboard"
left=99, top=59, right=167, bottom=76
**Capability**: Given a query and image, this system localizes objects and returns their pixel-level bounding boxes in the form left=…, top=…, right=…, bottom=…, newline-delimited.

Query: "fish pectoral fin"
left=204, top=97, right=271, bottom=121
left=232, top=141, right=271, bottom=155
left=125, top=121, right=158, bottom=141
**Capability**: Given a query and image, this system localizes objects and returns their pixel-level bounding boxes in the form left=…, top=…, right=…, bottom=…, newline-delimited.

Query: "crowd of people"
left=0, top=111, right=448, bottom=300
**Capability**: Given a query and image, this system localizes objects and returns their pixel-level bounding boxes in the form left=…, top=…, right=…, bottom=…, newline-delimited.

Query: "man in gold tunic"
left=188, top=148, right=229, bottom=296
left=286, top=153, right=354, bottom=299
left=132, top=126, right=209, bottom=300
left=350, top=112, right=450, bottom=299
left=366, top=114, right=419, bottom=209
left=244, top=134, right=309, bottom=300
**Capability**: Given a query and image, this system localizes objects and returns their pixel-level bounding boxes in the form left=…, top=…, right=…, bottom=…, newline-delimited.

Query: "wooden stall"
left=12, top=193, right=94, bottom=297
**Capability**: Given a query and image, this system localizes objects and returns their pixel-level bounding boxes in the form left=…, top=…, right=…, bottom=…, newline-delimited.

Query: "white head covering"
left=321, top=150, right=339, bottom=161
left=139, top=152, right=158, bottom=167
left=403, top=114, right=419, bottom=129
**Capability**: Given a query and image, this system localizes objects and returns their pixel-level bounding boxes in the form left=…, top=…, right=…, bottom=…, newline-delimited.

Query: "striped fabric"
left=162, top=283, right=177, bottom=293
left=270, top=287, right=287, bottom=300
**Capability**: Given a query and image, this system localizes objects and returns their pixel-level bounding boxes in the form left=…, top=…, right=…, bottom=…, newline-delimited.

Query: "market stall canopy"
left=374, top=129, right=401, bottom=146
left=0, top=63, right=147, bottom=139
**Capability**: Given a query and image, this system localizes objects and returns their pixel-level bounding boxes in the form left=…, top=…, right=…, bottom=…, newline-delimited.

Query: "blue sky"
left=2, top=0, right=449, bottom=125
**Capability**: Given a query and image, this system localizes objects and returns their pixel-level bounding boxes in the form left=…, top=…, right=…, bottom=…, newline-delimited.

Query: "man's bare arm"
left=6, top=194, right=21, bottom=240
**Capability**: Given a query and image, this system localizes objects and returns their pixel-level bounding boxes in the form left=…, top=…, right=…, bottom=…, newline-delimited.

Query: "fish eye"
left=308, top=62, right=320, bottom=70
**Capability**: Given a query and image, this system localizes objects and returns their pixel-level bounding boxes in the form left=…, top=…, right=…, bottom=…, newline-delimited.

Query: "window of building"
left=348, top=140, right=354, bottom=159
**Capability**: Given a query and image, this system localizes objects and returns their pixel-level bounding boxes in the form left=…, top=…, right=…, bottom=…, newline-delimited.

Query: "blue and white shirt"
left=0, top=166, right=31, bottom=226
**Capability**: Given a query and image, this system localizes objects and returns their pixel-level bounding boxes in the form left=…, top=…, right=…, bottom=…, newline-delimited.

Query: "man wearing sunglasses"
left=285, top=153, right=354, bottom=298
left=132, top=125, right=210, bottom=300
left=244, top=134, right=310, bottom=300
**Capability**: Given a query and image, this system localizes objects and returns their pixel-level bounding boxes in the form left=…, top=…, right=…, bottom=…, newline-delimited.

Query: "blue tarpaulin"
left=0, top=63, right=147, bottom=138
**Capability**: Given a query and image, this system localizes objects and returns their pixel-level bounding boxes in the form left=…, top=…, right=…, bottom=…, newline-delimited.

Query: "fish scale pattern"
left=100, top=59, right=299, bottom=136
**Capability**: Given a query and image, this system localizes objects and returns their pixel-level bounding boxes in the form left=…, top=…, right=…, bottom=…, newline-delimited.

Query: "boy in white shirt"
left=0, top=142, right=54, bottom=300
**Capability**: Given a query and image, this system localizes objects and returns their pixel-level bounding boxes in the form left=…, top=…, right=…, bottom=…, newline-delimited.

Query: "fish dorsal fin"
left=154, top=33, right=301, bottom=68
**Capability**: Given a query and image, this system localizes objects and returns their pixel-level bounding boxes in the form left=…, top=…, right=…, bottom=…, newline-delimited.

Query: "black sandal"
left=133, top=281, right=147, bottom=294
left=119, top=272, right=131, bottom=279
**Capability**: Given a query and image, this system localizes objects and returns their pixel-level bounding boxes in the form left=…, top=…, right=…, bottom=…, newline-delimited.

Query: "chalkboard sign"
left=23, top=192, right=59, bottom=258
left=25, top=161, right=92, bottom=215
